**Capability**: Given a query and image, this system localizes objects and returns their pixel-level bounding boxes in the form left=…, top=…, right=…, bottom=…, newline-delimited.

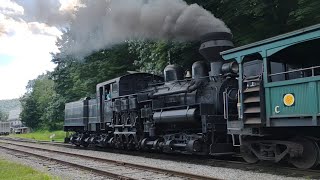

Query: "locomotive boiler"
left=64, top=31, right=240, bottom=155
left=137, top=32, right=239, bottom=154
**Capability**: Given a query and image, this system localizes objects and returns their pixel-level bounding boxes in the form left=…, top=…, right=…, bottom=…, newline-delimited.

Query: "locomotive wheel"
left=81, top=142, right=89, bottom=148
left=240, top=144, right=259, bottom=164
left=81, top=135, right=90, bottom=147
left=140, top=138, right=150, bottom=151
left=81, top=139, right=89, bottom=148
left=290, top=137, right=319, bottom=169
left=127, top=135, right=136, bottom=150
left=153, top=138, right=164, bottom=152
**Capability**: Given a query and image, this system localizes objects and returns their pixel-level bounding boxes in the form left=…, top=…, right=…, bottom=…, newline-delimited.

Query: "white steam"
left=12, top=0, right=79, bottom=27
left=0, top=24, right=6, bottom=36
left=2, top=0, right=230, bottom=59
left=61, top=0, right=230, bottom=58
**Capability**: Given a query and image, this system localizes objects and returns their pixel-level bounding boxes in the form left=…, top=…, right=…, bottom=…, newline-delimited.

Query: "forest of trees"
left=20, top=0, right=320, bottom=130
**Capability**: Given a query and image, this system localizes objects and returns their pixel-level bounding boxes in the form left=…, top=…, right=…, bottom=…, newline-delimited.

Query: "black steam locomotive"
left=64, top=24, right=320, bottom=169
left=64, top=32, right=239, bottom=155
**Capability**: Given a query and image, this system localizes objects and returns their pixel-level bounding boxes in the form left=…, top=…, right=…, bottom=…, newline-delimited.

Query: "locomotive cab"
left=94, top=73, right=164, bottom=147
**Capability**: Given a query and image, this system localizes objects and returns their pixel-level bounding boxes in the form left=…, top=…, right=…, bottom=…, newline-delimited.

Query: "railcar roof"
left=221, top=24, right=320, bottom=61
left=96, top=72, right=162, bottom=87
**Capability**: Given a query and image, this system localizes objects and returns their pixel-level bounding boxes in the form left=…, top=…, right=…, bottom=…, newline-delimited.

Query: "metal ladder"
left=243, top=76, right=262, bottom=125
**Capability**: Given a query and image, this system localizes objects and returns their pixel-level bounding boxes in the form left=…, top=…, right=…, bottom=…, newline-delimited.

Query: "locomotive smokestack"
left=199, top=32, right=234, bottom=76
left=199, top=32, right=234, bottom=61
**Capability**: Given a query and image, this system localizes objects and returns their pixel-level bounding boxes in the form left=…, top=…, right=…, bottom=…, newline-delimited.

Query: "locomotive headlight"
left=221, top=62, right=239, bottom=74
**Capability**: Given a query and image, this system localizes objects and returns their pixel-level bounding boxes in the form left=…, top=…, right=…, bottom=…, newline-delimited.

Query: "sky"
left=0, top=0, right=75, bottom=100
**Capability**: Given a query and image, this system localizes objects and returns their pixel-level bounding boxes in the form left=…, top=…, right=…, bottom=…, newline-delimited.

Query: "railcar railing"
left=268, top=65, right=320, bottom=81
left=269, top=66, right=320, bottom=77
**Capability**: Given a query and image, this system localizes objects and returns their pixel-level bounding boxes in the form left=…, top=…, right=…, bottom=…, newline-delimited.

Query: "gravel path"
left=0, top=148, right=109, bottom=180
left=0, top=140, right=313, bottom=180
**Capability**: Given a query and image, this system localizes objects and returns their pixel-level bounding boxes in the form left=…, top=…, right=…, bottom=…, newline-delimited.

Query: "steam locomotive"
left=64, top=24, right=320, bottom=169
left=65, top=32, right=239, bottom=155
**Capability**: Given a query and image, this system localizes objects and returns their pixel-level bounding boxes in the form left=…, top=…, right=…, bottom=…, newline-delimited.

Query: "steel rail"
left=0, top=137, right=70, bottom=147
left=0, top=144, right=136, bottom=180
left=0, top=140, right=221, bottom=180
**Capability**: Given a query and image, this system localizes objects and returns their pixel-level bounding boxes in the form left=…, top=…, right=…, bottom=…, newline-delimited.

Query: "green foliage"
left=52, top=43, right=137, bottom=102
left=20, top=73, right=58, bottom=130
left=128, top=40, right=202, bottom=74
left=128, top=0, right=320, bottom=72
left=10, top=130, right=66, bottom=142
left=210, top=0, right=319, bottom=45
left=42, top=94, right=66, bottom=131
left=0, top=158, right=59, bottom=180
left=20, top=96, right=39, bottom=128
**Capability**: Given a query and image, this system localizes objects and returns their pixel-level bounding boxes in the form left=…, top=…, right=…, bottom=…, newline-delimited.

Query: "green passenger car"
left=221, top=24, right=320, bottom=169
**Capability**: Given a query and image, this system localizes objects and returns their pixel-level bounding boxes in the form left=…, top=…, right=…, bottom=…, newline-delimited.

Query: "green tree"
left=20, top=73, right=57, bottom=130
left=52, top=43, right=138, bottom=101
left=128, top=40, right=202, bottom=74
left=20, top=95, right=39, bottom=129
left=128, top=0, right=320, bottom=72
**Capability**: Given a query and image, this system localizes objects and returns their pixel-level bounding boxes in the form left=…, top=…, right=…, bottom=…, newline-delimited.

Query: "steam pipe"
left=148, top=80, right=204, bottom=98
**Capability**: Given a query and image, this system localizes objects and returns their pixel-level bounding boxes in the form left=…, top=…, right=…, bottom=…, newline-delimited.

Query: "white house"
left=8, top=109, right=28, bottom=134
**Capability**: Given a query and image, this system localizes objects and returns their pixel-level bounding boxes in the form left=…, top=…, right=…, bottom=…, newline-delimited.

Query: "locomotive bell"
left=199, top=32, right=234, bottom=76
left=185, top=70, right=192, bottom=78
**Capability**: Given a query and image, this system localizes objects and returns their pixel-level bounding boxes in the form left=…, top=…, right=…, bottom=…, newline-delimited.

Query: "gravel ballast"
left=0, top=140, right=315, bottom=180
left=0, top=148, right=109, bottom=180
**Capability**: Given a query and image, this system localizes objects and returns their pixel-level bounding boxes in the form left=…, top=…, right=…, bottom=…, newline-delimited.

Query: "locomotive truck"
left=64, top=24, right=320, bottom=169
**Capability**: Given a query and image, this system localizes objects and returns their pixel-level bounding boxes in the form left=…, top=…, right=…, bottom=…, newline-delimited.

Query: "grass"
left=0, top=158, right=59, bottom=180
left=10, top=130, right=66, bottom=142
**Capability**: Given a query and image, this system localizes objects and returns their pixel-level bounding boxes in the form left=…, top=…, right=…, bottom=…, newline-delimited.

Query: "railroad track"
left=0, top=140, right=220, bottom=180
left=0, top=136, right=70, bottom=147
left=2, top=137, right=320, bottom=179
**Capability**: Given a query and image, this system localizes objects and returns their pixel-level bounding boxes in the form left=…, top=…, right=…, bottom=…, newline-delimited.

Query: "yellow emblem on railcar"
left=283, top=93, right=295, bottom=106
